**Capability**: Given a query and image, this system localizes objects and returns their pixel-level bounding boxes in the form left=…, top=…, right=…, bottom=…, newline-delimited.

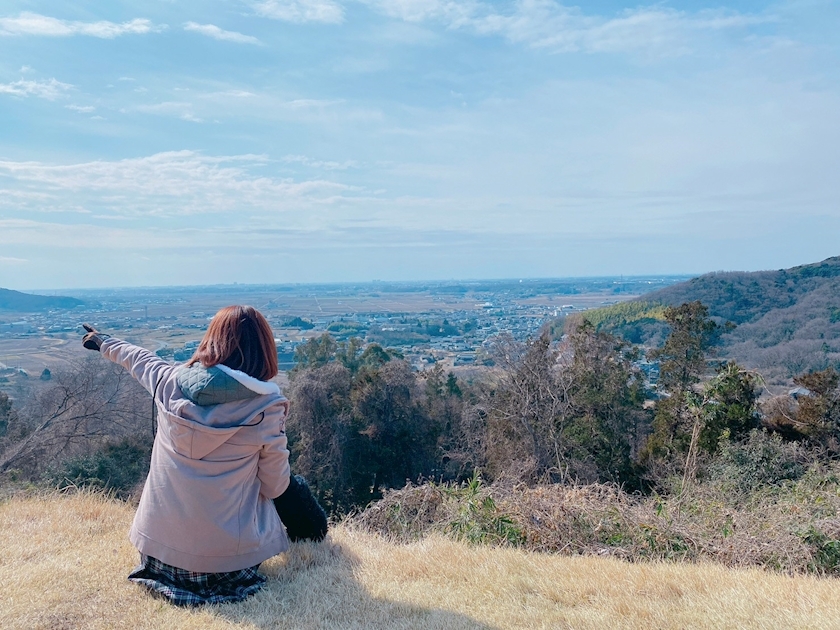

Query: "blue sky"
left=0, top=1, right=838, bottom=289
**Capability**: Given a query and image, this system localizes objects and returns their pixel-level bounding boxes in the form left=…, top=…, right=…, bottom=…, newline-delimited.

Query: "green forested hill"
left=583, top=256, right=840, bottom=382
left=0, top=288, right=83, bottom=312
left=644, top=256, right=840, bottom=325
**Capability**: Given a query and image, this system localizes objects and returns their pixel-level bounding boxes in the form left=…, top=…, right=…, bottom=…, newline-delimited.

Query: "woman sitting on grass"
left=82, top=305, right=326, bottom=606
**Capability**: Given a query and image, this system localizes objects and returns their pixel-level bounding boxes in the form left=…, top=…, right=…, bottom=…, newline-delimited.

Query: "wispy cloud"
left=199, top=90, right=256, bottom=99
left=0, top=12, right=162, bottom=38
left=183, top=22, right=261, bottom=45
left=361, top=0, right=477, bottom=25
left=284, top=98, right=344, bottom=109
left=252, top=0, right=344, bottom=24
left=0, top=151, right=357, bottom=219
left=65, top=104, right=95, bottom=113
left=133, top=101, right=203, bottom=123
left=0, top=255, right=27, bottom=264
left=0, top=78, right=72, bottom=100
left=360, top=0, right=773, bottom=55
left=282, top=155, right=359, bottom=170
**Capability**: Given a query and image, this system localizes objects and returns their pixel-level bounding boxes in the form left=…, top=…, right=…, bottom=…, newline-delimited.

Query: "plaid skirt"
left=128, top=555, right=266, bottom=606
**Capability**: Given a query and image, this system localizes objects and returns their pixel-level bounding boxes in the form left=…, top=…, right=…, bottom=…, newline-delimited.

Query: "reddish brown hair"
left=188, top=305, right=278, bottom=381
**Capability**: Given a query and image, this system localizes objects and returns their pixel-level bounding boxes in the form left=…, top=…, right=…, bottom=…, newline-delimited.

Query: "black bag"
left=273, top=475, right=328, bottom=542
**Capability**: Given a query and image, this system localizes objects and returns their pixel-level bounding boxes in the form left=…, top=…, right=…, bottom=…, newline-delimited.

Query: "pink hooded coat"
left=101, top=338, right=291, bottom=572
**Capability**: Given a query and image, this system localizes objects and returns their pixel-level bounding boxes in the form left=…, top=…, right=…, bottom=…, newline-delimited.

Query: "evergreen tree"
left=643, top=301, right=719, bottom=461
left=292, top=334, right=337, bottom=373
left=697, top=362, right=760, bottom=453
left=792, top=367, right=840, bottom=441
left=563, top=321, right=648, bottom=484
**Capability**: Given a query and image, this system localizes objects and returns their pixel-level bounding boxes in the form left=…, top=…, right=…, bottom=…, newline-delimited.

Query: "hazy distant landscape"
left=4, top=255, right=840, bottom=392
left=0, top=275, right=687, bottom=389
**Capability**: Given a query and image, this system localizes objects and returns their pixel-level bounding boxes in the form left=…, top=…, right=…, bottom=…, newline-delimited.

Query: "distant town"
left=0, top=277, right=689, bottom=391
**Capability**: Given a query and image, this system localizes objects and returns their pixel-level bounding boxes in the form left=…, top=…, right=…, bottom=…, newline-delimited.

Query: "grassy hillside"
left=580, top=256, right=840, bottom=379
left=2, top=491, right=840, bottom=629
left=0, top=288, right=83, bottom=312
left=578, top=301, right=669, bottom=344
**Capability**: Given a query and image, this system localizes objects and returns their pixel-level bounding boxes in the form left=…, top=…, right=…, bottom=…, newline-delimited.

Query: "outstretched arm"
left=97, top=336, right=175, bottom=396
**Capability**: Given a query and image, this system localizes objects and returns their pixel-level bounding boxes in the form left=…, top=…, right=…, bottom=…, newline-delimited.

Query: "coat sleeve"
left=258, top=402, right=291, bottom=500
left=100, top=337, right=176, bottom=397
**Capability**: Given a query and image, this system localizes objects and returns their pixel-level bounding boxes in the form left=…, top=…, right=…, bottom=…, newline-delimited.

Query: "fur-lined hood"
left=176, top=363, right=281, bottom=406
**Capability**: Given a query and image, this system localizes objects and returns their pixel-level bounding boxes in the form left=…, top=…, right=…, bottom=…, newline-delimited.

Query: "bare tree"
left=478, top=324, right=648, bottom=486
left=482, top=332, right=573, bottom=482
left=0, top=356, right=149, bottom=478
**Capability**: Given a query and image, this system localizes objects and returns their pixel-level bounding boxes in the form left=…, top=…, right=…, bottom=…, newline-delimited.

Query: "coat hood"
left=165, top=363, right=287, bottom=459
left=176, top=363, right=281, bottom=405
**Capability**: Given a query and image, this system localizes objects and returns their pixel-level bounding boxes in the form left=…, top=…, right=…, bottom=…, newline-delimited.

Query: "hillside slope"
left=2, top=492, right=840, bottom=630
left=645, top=256, right=840, bottom=326
left=0, top=288, right=83, bottom=312
left=583, top=256, right=840, bottom=381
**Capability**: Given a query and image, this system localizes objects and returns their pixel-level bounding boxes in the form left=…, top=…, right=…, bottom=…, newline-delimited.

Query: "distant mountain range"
left=0, top=288, right=84, bottom=312
left=584, top=256, right=840, bottom=382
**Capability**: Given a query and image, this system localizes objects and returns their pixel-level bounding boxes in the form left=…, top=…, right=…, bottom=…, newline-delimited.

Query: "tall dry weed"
left=351, top=458, right=840, bottom=576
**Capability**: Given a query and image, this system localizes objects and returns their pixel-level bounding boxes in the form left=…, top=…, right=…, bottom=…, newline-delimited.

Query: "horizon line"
left=12, top=274, right=702, bottom=295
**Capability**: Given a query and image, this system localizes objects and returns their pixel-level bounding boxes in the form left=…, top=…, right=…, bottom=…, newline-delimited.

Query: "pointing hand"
left=82, top=323, right=111, bottom=352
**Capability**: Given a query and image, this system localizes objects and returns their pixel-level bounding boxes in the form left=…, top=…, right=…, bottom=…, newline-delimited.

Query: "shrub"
left=801, top=526, right=840, bottom=575
left=443, top=473, right=524, bottom=546
left=350, top=462, right=840, bottom=576
left=45, top=439, right=151, bottom=499
left=707, top=430, right=806, bottom=493
left=349, top=474, right=524, bottom=547
left=0, top=391, right=15, bottom=437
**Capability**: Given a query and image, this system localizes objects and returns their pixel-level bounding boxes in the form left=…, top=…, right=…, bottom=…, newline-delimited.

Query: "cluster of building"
left=1, top=278, right=689, bottom=388
left=269, top=300, right=572, bottom=371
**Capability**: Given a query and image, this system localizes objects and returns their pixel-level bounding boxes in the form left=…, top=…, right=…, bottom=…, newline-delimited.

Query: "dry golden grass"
left=2, top=491, right=840, bottom=630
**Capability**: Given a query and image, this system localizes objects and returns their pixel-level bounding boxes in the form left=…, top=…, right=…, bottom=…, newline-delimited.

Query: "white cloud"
left=200, top=90, right=256, bottom=98
left=282, top=155, right=358, bottom=170
left=65, top=104, right=95, bottom=113
left=363, top=0, right=478, bottom=25
left=252, top=0, right=344, bottom=24
left=284, top=98, right=344, bottom=108
left=0, top=12, right=162, bottom=38
left=183, top=22, right=261, bottom=45
left=120, top=90, right=372, bottom=127
left=0, top=151, right=357, bottom=219
left=360, top=1, right=773, bottom=55
left=0, top=78, right=73, bottom=100
left=0, top=219, right=189, bottom=250
left=133, top=101, right=203, bottom=122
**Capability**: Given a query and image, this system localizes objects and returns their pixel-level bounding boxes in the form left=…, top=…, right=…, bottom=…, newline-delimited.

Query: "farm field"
left=0, top=279, right=663, bottom=379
